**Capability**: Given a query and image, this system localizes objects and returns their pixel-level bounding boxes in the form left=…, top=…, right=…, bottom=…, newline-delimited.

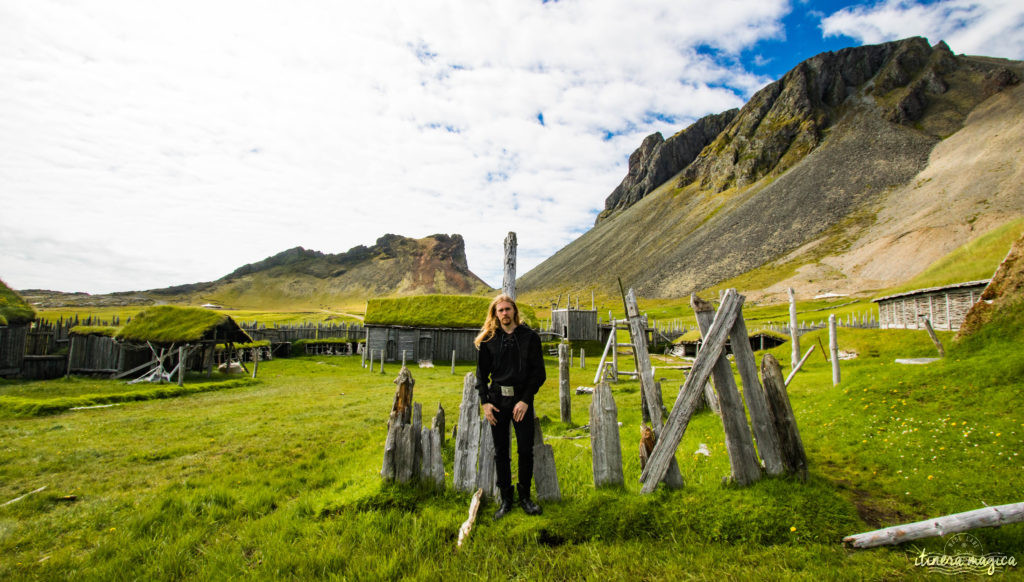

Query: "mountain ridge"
left=518, top=37, right=1024, bottom=302
left=22, top=234, right=491, bottom=309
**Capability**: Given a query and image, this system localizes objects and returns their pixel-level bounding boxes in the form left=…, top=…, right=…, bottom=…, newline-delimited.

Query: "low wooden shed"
left=872, top=280, right=989, bottom=331
left=550, top=308, right=599, bottom=341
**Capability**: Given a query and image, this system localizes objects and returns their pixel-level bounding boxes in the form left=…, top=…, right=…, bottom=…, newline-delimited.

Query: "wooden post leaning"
left=639, top=290, right=743, bottom=493
left=624, top=288, right=683, bottom=488
left=692, top=294, right=762, bottom=486
left=558, top=342, right=571, bottom=423
left=590, top=381, right=624, bottom=487
left=760, top=354, right=808, bottom=479
left=724, top=299, right=783, bottom=476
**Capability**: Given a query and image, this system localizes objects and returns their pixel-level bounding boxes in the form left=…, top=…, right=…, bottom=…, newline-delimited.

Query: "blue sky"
left=1, top=0, right=1022, bottom=294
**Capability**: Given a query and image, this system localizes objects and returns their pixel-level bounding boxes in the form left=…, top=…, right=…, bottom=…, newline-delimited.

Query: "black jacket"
left=475, top=324, right=546, bottom=407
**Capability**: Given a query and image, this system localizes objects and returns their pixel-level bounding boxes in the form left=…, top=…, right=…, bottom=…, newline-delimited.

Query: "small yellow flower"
left=927, top=475, right=934, bottom=480
left=790, top=526, right=797, bottom=532
left=109, top=527, right=116, bottom=532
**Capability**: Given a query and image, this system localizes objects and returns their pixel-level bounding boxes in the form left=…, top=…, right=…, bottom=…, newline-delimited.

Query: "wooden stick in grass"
left=457, top=488, right=485, bottom=549
left=784, top=345, right=816, bottom=388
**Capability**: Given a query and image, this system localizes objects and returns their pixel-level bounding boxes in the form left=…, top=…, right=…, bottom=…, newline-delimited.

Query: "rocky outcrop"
left=596, top=109, right=737, bottom=224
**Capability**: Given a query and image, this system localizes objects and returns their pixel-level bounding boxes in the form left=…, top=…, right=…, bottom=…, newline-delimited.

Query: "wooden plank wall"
left=366, top=326, right=478, bottom=362
left=877, top=286, right=984, bottom=331
left=0, top=325, right=28, bottom=377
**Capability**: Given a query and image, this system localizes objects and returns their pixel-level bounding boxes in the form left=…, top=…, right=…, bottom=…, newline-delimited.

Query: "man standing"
left=474, top=293, right=546, bottom=520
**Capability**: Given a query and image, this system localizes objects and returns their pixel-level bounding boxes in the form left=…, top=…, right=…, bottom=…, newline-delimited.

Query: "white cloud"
left=0, top=0, right=787, bottom=294
left=821, top=0, right=1024, bottom=59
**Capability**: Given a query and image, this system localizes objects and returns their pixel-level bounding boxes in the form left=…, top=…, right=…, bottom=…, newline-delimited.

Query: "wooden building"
left=550, top=308, right=600, bottom=341
left=365, top=324, right=479, bottom=363
left=362, top=295, right=518, bottom=363
left=873, top=280, right=989, bottom=331
left=0, top=280, right=35, bottom=378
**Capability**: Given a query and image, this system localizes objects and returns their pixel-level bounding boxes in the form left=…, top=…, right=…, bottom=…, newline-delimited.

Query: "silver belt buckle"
left=500, top=385, right=515, bottom=397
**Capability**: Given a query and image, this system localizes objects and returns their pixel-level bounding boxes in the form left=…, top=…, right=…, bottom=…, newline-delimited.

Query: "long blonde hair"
left=474, top=293, right=520, bottom=348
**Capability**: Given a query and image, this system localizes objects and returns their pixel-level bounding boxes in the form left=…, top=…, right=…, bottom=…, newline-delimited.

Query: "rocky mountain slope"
left=25, top=234, right=491, bottom=309
left=519, top=37, right=1024, bottom=301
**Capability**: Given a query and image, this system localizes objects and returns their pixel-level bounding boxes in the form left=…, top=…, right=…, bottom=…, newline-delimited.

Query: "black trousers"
left=489, top=396, right=535, bottom=500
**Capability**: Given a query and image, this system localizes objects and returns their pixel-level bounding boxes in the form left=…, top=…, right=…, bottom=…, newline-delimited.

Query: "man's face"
left=495, top=301, right=515, bottom=326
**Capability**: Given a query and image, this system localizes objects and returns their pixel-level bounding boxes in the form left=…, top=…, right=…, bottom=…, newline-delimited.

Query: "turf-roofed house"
left=364, top=295, right=536, bottom=363
left=69, top=306, right=253, bottom=382
left=0, top=279, right=36, bottom=378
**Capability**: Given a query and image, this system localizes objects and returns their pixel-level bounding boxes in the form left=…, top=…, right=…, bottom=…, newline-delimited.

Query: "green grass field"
left=1, top=297, right=1022, bottom=580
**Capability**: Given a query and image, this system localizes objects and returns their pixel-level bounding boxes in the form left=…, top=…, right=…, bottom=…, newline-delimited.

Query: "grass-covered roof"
left=674, top=327, right=790, bottom=344
left=0, top=278, right=35, bottom=326
left=70, top=326, right=120, bottom=338
left=116, top=306, right=252, bottom=344
left=365, top=295, right=536, bottom=328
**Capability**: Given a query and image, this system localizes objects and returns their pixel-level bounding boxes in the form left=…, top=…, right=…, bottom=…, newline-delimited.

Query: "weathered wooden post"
left=590, top=381, right=624, bottom=487
left=625, top=289, right=683, bottom=488
left=420, top=405, right=445, bottom=488
left=433, top=402, right=445, bottom=445
left=725, top=301, right=783, bottom=476
left=829, top=314, right=840, bottom=385
left=391, top=365, right=415, bottom=423
left=477, top=424, right=499, bottom=498
left=760, top=354, right=807, bottom=479
left=451, top=349, right=456, bottom=375
left=789, top=287, right=800, bottom=366
left=579, top=348, right=585, bottom=369
left=453, top=373, right=483, bottom=492
left=381, top=366, right=422, bottom=483
left=361, top=345, right=366, bottom=368
left=503, top=232, right=517, bottom=299
left=693, top=294, right=762, bottom=486
left=250, top=347, right=258, bottom=379
left=558, top=342, right=571, bottom=423
left=532, top=418, right=561, bottom=501
left=177, top=346, right=185, bottom=387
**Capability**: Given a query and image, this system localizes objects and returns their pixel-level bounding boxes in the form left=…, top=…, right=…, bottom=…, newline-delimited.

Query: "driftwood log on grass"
left=844, top=502, right=1024, bottom=548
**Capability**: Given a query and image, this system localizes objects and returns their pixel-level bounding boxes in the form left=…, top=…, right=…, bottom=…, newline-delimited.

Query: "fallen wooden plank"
left=3, top=486, right=46, bottom=507
left=843, top=501, right=1024, bottom=549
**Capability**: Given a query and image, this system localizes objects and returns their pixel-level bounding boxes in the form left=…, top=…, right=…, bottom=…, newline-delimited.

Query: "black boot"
left=518, top=496, right=542, bottom=516
left=493, top=493, right=514, bottom=521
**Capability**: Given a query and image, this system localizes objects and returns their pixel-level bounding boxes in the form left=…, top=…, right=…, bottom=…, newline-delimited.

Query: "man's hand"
left=482, top=403, right=499, bottom=426
left=512, top=401, right=529, bottom=422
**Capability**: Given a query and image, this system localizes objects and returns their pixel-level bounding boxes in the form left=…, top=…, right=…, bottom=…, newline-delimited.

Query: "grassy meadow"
left=2, top=296, right=1023, bottom=580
